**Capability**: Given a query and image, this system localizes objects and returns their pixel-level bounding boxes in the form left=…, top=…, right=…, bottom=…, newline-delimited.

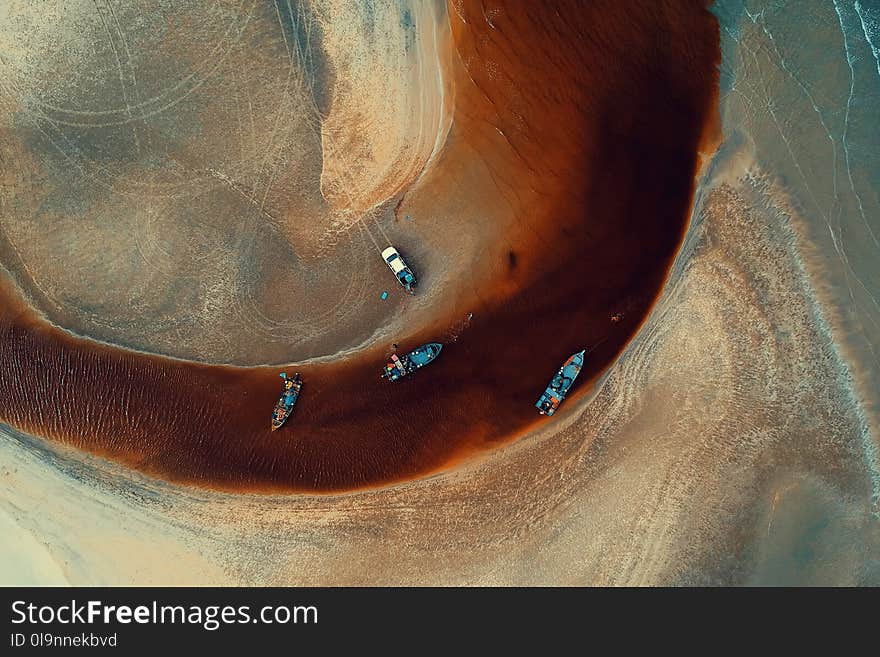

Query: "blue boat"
left=271, top=372, right=302, bottom=431
left=535, top=350, right=586, bottom=416
left=382, top=343, right=442, bottom=381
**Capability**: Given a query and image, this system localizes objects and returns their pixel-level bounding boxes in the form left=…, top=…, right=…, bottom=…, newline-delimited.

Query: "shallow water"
left=697, top=0, right=880, bottom=581
left=715, top=0, right=880, bottom=441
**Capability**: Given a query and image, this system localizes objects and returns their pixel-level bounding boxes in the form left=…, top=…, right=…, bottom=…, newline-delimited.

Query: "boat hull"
left=381, top=246, right=417, bottom=294
left=382, top=343, right=442, bottom=381
left=535, top=350, right=586, bottom=416
left=271, top=374, right=302, bottom=431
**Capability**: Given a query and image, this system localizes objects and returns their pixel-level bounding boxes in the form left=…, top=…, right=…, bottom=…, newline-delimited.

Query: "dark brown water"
left=0, top=0, right=720, bottom=493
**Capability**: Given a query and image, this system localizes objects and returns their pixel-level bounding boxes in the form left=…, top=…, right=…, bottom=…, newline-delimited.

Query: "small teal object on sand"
left=381, top=291, right=388, bottom=300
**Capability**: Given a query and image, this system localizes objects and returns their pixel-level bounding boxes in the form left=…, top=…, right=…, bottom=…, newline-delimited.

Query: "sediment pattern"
left=3, top=169, right=876, bottom=584
left=0, top=0, right=721, bottom=492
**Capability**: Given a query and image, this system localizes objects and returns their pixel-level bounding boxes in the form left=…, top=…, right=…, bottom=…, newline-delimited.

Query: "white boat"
left=381, top=246, right=417, bottom=294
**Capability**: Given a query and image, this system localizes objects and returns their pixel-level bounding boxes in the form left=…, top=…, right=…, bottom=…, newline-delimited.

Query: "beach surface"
left=2, top=0, right=878, bottom=586
left=0, top=0, right=720, bottom=492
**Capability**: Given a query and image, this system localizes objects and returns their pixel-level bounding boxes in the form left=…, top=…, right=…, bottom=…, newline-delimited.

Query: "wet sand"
left=3, top=147, right=877, bottom=585
left=0, top=1, right=720, bottom=492
left=0, top=0, right=453, bottom=365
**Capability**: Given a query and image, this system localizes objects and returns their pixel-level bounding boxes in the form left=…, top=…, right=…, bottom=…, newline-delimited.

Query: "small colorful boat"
left=381, top=343, right=442, bottom=381
left=271, top=372, right=302, bottom=431
left=382, top=246, right=417, bottom=294
left=535, top=350, right=585, bottom=416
